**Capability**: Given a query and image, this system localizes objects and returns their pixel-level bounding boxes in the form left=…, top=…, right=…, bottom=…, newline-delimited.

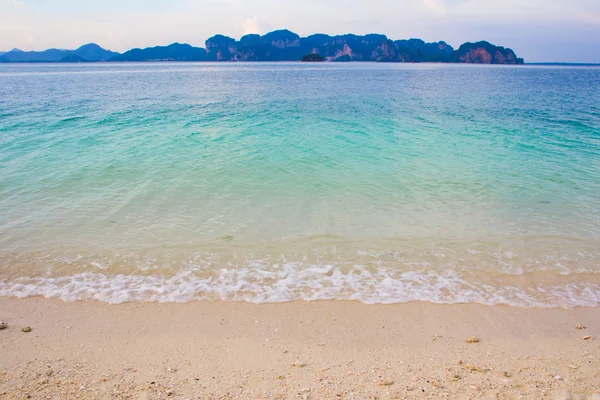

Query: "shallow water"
left=1, top=62, right=599, bottom=307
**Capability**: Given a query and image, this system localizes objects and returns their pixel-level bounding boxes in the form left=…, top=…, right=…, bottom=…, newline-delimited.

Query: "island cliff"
left=452, top=41, right=523, bottom=64
left=202, top=30, right=459, bottom=63
left=1, top=30, right=524, bottom=64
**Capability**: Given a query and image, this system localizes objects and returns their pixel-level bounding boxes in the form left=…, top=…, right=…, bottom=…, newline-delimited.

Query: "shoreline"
left=2, top=267, right=599, bottom=307
left=1, top=298, right=599, bottom=399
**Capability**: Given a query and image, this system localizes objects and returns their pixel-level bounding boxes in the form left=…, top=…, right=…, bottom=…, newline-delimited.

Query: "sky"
left=1, top=0, right=600, bottom=62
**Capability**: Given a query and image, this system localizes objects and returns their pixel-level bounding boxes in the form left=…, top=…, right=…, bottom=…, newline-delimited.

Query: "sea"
left=1, top=62, right=599, bottom=307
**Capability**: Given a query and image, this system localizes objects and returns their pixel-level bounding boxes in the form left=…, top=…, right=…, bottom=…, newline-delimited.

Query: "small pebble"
left=292, top=360, right=307, bottom=368
left=22, top=327, right=32, bottom=333
left=554, top=375, right=563, bottom=380
left=466, top=336, right=480, bottom=344
left=465, top=365, right=486, bottom=373
left=0, top=321, right=7, bottom=330
left=576, top=324, right=586, bottom=330
left=583, top=336, right=592, bottom=340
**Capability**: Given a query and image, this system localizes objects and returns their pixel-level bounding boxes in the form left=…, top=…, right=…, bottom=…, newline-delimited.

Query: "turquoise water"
left=1, top=62, right=599, bottom=306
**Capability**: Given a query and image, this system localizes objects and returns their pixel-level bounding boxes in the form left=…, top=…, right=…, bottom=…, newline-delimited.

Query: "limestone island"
left=2, top=30, right=525, bottom=64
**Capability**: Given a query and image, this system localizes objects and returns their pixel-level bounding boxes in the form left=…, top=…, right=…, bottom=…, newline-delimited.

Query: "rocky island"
left=1, top=29, right=524, bottom=64
left=301, top=53, right=325, bottom=62
left=452, top=41, right=523, bottom=64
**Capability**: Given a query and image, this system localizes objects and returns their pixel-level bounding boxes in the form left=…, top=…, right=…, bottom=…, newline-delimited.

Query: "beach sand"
left=1, top=298, right=599, bottom=399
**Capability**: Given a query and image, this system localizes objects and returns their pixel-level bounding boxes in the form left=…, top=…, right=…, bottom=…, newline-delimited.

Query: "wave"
left=1, top=265, right=599, bottom=308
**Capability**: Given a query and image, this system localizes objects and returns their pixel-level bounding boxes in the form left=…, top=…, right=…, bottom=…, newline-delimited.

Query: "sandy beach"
left=0, top=298, right=598, bottom=399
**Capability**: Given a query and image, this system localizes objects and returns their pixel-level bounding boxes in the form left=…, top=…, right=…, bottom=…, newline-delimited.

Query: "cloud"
left=423, top=0, right=447, bottom=15
left=422, top=0, right=466, bottom=16
left=573, top=10, right=600, bottom=25
left=239, top=16, right=271, bottom=37
left=241, top=16, right=261, bottom=35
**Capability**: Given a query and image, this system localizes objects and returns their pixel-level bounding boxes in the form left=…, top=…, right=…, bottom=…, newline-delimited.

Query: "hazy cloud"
left=240, top=16, right=271, bottom=36
left=423, top=0, right=447, bottom=15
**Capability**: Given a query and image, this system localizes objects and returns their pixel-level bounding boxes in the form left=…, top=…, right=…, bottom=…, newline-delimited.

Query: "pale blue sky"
left=2, top=0, right=600, bottom=62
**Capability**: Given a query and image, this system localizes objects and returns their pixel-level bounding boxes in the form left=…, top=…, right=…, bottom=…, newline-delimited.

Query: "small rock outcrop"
left=301, top=53, right=325, bottom=62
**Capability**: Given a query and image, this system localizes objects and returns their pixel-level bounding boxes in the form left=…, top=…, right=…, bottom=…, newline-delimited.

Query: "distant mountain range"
left=0, top=43, right=118, bottom=63
left=1, top=30, right=524, bottom=64
left=109, top=43, right=207, bottom=62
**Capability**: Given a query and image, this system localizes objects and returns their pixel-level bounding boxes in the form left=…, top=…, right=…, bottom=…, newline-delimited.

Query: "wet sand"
left=1, top=298, right=599, bottom=399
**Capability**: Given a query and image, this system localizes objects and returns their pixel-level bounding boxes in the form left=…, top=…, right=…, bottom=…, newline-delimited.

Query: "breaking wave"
left=1, top=264, right=599, bottom=308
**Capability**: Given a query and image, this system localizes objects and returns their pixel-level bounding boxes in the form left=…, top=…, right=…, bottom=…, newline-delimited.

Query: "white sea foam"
left=1, top=264, right=599, bottom=308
